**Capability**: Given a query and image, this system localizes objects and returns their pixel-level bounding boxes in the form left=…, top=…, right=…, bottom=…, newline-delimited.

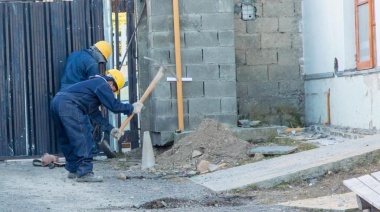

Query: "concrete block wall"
left=137, top=0, right=237, bottom=145
left=234, top=0, right=304, bottom=126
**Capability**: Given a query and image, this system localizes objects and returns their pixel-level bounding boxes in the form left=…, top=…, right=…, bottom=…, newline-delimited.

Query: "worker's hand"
left=110, top=128, right=123, bottom=140
left=132, top=102, right=144, bottom=114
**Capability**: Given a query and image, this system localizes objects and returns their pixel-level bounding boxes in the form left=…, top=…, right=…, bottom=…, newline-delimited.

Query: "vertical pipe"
left=127, top=0, right=139, bottom=149
left=326, top=89, right=331, bottom=125
left=172, top=0, right=184, bottom=131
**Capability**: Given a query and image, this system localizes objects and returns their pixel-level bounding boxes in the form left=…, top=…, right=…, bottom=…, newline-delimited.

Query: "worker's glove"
left=110, top=128, right=123, bottom=140
left=132, top=102, right=144, bottom=114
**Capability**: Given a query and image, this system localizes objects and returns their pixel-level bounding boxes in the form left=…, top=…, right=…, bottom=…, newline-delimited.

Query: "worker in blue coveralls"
left=51, top=69, right=143, bottom=182
left=60, top=40, right=112, bottom=155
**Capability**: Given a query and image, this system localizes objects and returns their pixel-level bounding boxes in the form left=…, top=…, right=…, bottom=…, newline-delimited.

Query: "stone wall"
left=234, top=0, right=304, bottom=126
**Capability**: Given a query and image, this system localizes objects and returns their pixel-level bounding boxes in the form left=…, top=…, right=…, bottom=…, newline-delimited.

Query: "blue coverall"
left=51, top=75, right=133, bottom=177
left=60, top=48, right=106, bottom=151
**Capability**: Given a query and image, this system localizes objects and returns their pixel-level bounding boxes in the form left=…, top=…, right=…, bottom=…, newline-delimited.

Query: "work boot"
left=67, top=172, right=77, bottom=179
left=76, top=172, right=103, bottom=182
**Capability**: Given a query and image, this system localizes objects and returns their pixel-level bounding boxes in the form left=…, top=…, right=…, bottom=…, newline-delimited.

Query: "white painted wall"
left=303, top=0, right=380, bottom=129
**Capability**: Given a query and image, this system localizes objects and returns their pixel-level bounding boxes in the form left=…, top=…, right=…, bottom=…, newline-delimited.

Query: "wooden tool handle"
left=119, top=66, right=166, bottom=131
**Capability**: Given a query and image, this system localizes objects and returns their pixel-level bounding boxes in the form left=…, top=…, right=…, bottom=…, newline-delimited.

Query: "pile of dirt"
left=155, top=118, right=252, bottom=171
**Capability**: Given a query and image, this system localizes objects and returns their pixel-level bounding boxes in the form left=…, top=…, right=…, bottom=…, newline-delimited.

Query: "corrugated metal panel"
left=0, top=0, right=104, bottom=158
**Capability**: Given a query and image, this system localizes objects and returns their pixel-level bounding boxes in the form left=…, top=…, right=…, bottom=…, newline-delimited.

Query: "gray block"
left=205, top=81, right=236, bottom=97
left=219, top=64, right=236, bottom=81
left=184, top=0, right=217, bottom=14
left=261, top=33, right=292, bottom=49
left=171, top=99, right=189, bottom=115
left=236, top=84, right=248, bottom=98
left=268, top=65, right=300, bottom=81
left=150, top=49, right=172, bottom=64
left=202, top=13, right=234, bottom=30
left=189, top=98, right=221, bottom=115
left=235, top=49, right=246, bottom=65
left=185, top=31, right=218, bottom=47
left=187, top=115, right=205, bottom=130
left=151, top=115, right=179, bottom=132
left=279, top=17, right=300, bottom=33
left=221, top=97, right=237, bottom=113
left=180, top=48, right=203, bottom=64
left=235, top=34, right=260, bottom=50
left=234, top=18, right=247, bottom=34
left=247, top=81, right=279, bottom=98
left=292, top=33, right=302, bottom=49
left=246, top=18, right=278, bottom=33
left=178, top=14, right=202, bottom=31
left=150, top=82, right=172, bottom=99
left=263, top=2, right=295, bottom=17
left=186, top=64, right=219, bottom=81
left=237, top=65, right=268, bottom=82
left=151, top=99, right=173, bottom=116
left=278, top=80, right=304, bottom=95
left=150, top=131, right=175, bottom=146
left=218, top=0, right=234, bottom=13
left=149, top=15, right=170, bottom=32
left=278, top=49, right=301, bottom=66
left=246, top=49, right=277, bottom=65
left=149, top=0, right=184, bottom=17
left=218, top=30, right=235, bottom=47
left=181, top=81, right=205, bottom=98
left=203, top=47, right=235, bottom=64
left=150, top=32, right=174, bottom=49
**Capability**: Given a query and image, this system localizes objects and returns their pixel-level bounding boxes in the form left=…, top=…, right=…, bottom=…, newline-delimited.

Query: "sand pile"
left=156, top=118, right=252, bottom=170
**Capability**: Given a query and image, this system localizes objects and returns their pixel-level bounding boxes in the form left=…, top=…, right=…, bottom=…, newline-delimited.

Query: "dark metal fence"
left=0, top=0, right=104, bottom=158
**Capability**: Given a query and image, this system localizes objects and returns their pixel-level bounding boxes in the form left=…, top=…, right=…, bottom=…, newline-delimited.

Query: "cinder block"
left=237, top=65, right=268, bottom=82
left=187, top=115, right=205, bottom=130
left=278, top=49, right=301, bottom=66
left=189, top=98, right=221, bottom=115
left=279, top=17, right=300, bottom=33
left=184, top=0, right=217, bottom=14
left=176, top=81, right=204, bottom=98
left=185, top=31, right=218, bottom=47
left=150, top=49, right=172, bottom=64
left=205, top=81, right=236, bottom=97
left=235, top=49, right=246, bottom=65
left=235, top=34, right=260, bottom=50
left=246, top=49, right=277, bottom=65
left=218, top=0, right=234, bottom=13
left=171, top=99, right=189, bottom=115
left=268, top=65, right=300, bottom=81
left=218, top=30, right=234, bottom=47
left=150, top=131, right=175, bottom=146
left=236, top=83, right=248, bottom=98
left=151, top=99, right=173, bottom=116
left=219, top=64, right=236, bottom=81
left=246, top=18, right=278, bottom=33
left=186, top=64, right=219, bottom=81
left=150, top=32, right=174, bottom=49
left=150, top=82, right=172, bottom=99
left=177, top=14, right=202, bottom=31
left=149, top=15, right=170, bottom=32
left=149, top=0, right=183, bottom=17
left=203, top=47, right=235, bottom=64
left=180, top=48, right=203, bottom=64
left=247, top=81, right=279, bottom=98
left=278, top=80, right=304, bottom=95
left=221, top=97, right=237, bottom=113
left=263, top=2, right=295, bottom=17
left=151, top=115, right=179, bottom=132
left=261, top=33, right=292, bottom=49
left=234, top=18, right=247, bottom=34
left=292, top=33, right=302, bottom=49
left=202, top=13, right=234, bottom=30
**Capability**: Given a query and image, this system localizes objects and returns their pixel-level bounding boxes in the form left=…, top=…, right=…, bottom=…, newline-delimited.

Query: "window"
left=355, top=0, right=376, bottom=70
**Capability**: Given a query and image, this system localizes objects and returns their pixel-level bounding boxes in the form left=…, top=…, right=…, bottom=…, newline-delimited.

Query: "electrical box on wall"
left=241, top=4, right=255, bottom=20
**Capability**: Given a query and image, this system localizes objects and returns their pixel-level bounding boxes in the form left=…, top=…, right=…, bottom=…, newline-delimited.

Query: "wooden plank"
left=371, top=171, right=380, bottom=181
left=358, top=175, right=380, bottom=196
left=343, top=178, right=380, bottom=209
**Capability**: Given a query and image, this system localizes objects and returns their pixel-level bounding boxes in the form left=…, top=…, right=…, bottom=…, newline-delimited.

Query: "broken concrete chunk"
left=197, top=160, right=211, bottom=173
left=192, top=150, right=203, bottom=158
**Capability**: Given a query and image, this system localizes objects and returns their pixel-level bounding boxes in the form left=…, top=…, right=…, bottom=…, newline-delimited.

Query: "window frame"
left=355, top=0, right=376, bottom=70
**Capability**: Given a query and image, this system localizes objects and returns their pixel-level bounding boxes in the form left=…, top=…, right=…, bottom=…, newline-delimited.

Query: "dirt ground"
left=1, top=118, right=379, bottom=211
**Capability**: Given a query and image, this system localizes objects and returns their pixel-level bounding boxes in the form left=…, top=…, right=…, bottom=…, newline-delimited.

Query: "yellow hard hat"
left=106, top=69, right=125, bottom=94
left=94, top=41, right=112, bottom=61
